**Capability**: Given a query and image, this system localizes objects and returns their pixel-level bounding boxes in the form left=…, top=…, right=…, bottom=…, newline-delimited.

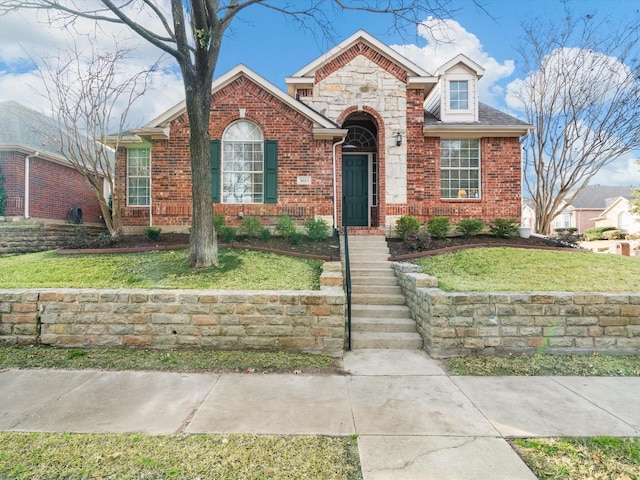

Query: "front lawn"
left=0, top=248, right=323, bottom=290
left=0, top=432, right=362, bottom=480
left=415, top=247, right=640, bottom=292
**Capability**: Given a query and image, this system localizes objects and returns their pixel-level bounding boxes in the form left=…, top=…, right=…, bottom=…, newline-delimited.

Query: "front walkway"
left=1, top=349, right=639, bottom=479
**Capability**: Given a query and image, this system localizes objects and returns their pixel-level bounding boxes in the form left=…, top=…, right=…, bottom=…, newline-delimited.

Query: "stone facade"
left=0, top=223, right=106, bottom=254
left=393, top=262, right=640, bottom=357
left=0, top=263, right=346, bottom=355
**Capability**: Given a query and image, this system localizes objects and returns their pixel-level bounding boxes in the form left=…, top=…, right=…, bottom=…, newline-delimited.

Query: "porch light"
left=396, top=132, right=402, bottom=146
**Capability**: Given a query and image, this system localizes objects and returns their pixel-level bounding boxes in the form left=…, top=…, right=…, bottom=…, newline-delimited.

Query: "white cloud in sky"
left=0, top=6, right=184, bottom=125
left=590, top=154, right=640, bottom=187
left=389, top=17, right=515, bottom=107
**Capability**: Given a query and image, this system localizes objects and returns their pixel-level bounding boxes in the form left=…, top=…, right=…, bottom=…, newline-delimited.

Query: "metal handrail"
left=342, top=197, right=352, bottom=350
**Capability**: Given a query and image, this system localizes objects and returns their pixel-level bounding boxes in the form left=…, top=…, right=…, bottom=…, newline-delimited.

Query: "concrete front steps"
left=344, top=235, right=422, bottom=349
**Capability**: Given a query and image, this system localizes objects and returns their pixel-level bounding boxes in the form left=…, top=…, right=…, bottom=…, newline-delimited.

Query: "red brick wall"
left=1, top=152, right=104, bottom=223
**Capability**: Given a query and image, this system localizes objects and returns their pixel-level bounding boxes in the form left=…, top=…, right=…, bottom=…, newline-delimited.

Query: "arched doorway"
left=341, top=113, right=378, bottom=227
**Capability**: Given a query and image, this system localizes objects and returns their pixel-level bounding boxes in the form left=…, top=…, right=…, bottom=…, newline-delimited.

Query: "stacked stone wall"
left=393, top=263, right=640, bottom=357
left=0, top=223, right=106, bottom=254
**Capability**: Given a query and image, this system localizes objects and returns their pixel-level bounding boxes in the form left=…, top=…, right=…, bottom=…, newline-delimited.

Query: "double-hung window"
left=222, top=120, right=264, bottom=204
left=440, top=139, right=480, bottom=199
left=127, top=148, right=150, bottom=206
left=449, top=80, right=469, bottom=110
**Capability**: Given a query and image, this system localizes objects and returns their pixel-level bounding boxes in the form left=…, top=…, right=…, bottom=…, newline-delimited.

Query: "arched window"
left=222, top=120, right=264, bottom=203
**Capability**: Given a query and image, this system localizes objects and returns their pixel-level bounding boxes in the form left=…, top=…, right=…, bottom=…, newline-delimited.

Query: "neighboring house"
left=521, top=197, right=535, bottom=230
left=564, top=185, right=638, bottom=234
left=112, top=30, right=533, bottom=234
left=0, top=101, right=104, bottom=224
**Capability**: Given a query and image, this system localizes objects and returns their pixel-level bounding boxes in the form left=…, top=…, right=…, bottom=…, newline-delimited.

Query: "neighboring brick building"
left=114, top=31, right=532, bottom=234
left=0, top=101, right=105, bottom=224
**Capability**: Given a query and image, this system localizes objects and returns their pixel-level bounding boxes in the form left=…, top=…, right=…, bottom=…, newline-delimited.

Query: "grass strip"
left=0, top=347, right=339, bottom=374
left=0, top=249, right=323, bottom=290
left=0, top=432, right=362, bottom=480
left=512, top=437, right=640, bottom=480
left=446, top=353, right=640, bottom=376
left=415, top=247, right=640, bottom=292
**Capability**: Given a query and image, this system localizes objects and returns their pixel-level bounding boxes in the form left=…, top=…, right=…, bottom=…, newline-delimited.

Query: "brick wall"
left=393, top=263, right=640, bottom=357
left=0, top=263, right=346, bottom=355
left=0, top=152, right=104, bottom=223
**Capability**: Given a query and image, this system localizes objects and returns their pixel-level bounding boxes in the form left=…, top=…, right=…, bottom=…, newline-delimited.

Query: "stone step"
left=348, top=250, right=390, bottom=258
left=348, top=261, right=392, bottom=270
left=351, top=316, right=417, bottom=333
left=350, top=276, right=399, bottom=286
left=352, top=304, right=411, bottom=319
left=350, top=331, right=423, bottom=349
left=351, top=293, right=406, bottom=305
left=349, top=266, right=395, bottom=275
left=351, top=284, right=402, bottom=295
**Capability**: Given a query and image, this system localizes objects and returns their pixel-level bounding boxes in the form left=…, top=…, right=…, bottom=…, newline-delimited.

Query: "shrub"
left=289, top=231, right=304, bottom=245
left=213, top=213, right=225, bottom=231
left=584, top=226, right=617, bottom=241
left=395, top=215, right=421, bottom=240
left=603, top=229, right=626, bottom=240
left=488, top=218, right=518, bottom=238
left=304, top=217, right=330, bottom=242
left=455, top=219, right=484, bottom=237
left=260, top=227, right=271, bottom=241
left=426, top=216, right=451, bottom=239
left=405, top=229, right=431, bottom=252
left=275, top=215, right=296, bottom=239
left=218, top=225, right=237, bottom=243
left=238, top=216, right=263, bottom=237
left=0, top=170, right=6, bottom=216
left=545, top=231, right=580, bottom=248
left=144, top=226, right=161, bottom=241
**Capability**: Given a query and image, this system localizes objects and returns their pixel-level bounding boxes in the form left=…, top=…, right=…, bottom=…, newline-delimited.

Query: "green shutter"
left=211, top=140, right=220, bottom=203
left=264, top=140, right=277, bottom=204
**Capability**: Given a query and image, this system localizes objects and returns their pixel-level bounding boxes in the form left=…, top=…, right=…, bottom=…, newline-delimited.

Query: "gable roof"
left=423, top=102, right=533, bottom=137
left=138, top=65, right=346, bottom=141
left=434, top=53, right=485, bottom=78
left=285, top=30, right=436, bottom=97
left=566, top=185, right=637, bottom=210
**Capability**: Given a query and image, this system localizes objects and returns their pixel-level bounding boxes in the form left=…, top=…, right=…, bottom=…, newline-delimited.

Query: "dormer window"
left=449, top=80, right=468, bottom=110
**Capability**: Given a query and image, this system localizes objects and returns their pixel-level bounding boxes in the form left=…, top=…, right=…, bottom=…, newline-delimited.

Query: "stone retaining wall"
left=393, top=263, right=640, bottom=357
left=0, top=264, right=346, bottom=355
left=0, top=222, right=106, bottom=254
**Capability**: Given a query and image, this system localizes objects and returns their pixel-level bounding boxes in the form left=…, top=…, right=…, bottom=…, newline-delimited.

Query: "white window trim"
left=439, top=139, right=481, bottom=200
left=221, top=120, right=265, bottom=204
left=126, top=148, right=151, bottom=207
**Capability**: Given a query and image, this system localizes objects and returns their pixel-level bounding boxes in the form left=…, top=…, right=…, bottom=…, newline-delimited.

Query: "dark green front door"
left=342, top=155, right=368, bottom=226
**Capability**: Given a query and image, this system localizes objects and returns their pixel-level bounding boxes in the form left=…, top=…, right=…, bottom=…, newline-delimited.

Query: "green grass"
left=0, top=347, right=339, bottom=373
left=0, top=432, right=362, bottom=480
left=446, top=353, right=640, bottom=376
left=512, top=437, right=640, bottom=479
left=415, top=247, right=640, bottom=291
left=0, top=249, right=323, bottom=290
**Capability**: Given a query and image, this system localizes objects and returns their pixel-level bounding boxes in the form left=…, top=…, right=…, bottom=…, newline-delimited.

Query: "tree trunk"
left=185, top=82, right=217, bottom=268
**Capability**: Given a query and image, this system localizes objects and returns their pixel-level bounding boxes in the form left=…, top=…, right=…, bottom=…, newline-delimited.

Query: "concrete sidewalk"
left=1, top=349, right=639, bottom=479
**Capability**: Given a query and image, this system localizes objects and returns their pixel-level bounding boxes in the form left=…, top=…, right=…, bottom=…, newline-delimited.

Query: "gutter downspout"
left=332, top=137, right=346, bottom=233
left=24, top=151, right=39, bottom=219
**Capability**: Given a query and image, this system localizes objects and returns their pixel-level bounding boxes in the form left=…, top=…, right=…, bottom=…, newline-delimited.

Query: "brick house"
left=0, top=101, right=104, bottom=224
left=115, top=30, right=532, bottom=234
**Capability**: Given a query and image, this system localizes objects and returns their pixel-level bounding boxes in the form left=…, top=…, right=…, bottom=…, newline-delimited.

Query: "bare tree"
left=509, top=5, right=640, bottom=234
left=35, top=41, right=155, bottom=237
left=0, top=0, right=474, bottom=267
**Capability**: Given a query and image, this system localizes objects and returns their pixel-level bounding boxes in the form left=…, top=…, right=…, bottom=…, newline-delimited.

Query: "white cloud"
left=590, top=155, right=640, bottom=187
left=390, top=17, right=515, bottom=107
left=0, top=4, right=183, bottom=125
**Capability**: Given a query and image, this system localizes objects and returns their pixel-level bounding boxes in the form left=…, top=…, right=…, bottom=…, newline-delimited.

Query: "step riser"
left=351, top=295, right=406, bottom=305
left=351, top=277, right=398, bottom=286
left=352, top=285, right=402, bottom=294
left=349, top=262, right=392, bottom=270
left=352, top=307, right=411, bottom=319
left=351, top=337, right=423, bottom=349
left=352, top=321, right=417, bottom=333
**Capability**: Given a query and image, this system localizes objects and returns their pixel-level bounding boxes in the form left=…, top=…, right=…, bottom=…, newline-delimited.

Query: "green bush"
left=144, top=226, right=161, bottom=241
left=603, top=229, right=626, bottom=240
left=488, top=218, right=518, bottom=238
left=238, top=216, right=263, bottom=237
left=584, top=226, right=617, bottom=241
left=213, top=213, right=225, bottom=231
left=455, top=219, right=484, bottom=237
left=0, top=170, right=8, bottom=216
left=395, top=215, right=421, bottom=240
left=260, top=227, right=271, bottom=242
left=304, top=217, right=330, bottom=242
left=275, top=215, right=296, bottom=239
left=289, top=231, right=304, bottom=245
left=218, top=225, right=237, bottom=243
left=405, top=229, right=431, bottom=252
left=426, top=216, right=451, bottom=239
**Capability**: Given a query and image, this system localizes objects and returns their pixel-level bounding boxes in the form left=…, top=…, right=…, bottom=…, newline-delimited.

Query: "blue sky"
left=0, top=0, right=638, bottom=184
